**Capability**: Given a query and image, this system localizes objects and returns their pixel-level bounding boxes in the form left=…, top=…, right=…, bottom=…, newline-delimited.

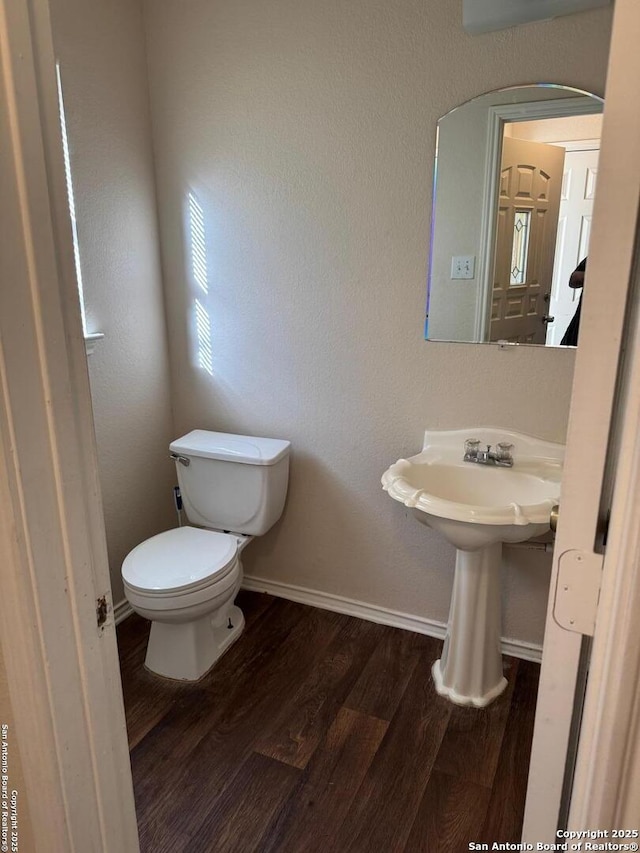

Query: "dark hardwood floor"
left=117, top=591, right=540, bottom=852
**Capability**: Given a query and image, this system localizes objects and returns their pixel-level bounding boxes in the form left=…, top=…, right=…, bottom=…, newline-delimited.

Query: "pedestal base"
left=432, top=659, right=507, bottom=708
left=433, top=542, right=508, bottom=707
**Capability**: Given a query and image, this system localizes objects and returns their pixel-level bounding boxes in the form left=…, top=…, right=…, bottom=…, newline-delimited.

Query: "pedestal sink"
left=381, top=428, right=563, bottom=708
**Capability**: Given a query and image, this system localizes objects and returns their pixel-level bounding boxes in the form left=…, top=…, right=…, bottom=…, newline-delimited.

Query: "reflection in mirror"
left=426, top=85, right=603, bottom=347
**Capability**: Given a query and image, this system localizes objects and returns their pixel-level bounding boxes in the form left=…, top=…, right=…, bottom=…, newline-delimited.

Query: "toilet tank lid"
left=170, top=430, right=290, bottom=466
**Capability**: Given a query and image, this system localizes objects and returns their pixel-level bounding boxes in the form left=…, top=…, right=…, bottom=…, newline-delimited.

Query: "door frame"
left=0, top=0, right=139, bottom=849
left=475, top=94, right=604, bottom=341
left=523, top=0, right=640, bottom=838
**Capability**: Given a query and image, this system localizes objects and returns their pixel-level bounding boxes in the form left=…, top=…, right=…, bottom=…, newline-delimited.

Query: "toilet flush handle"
left=170, top=453, right=191, bottom=467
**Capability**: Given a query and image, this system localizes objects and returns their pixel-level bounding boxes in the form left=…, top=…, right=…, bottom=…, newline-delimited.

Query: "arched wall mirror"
left=425, top=84, right=604, bottom=347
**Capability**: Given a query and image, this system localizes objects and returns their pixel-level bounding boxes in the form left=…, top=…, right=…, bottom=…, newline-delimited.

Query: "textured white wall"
left=50, top=0, right=176, bottom=604
left=143, top=0, right=612, bottom=647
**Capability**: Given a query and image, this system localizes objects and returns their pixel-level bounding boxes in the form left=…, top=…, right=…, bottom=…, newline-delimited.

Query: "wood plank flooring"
left=117, top=591, right=540, bottom=852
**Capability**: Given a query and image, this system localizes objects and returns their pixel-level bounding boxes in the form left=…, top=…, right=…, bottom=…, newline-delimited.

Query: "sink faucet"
left=464, top=439, right=514, bottom=467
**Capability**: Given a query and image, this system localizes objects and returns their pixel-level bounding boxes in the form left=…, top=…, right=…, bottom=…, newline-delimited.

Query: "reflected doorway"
left=488, top=112, right=602, bottom=345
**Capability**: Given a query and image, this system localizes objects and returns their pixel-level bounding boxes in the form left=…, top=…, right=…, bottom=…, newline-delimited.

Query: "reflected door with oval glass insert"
left=489, top=137, right=565, bottom=343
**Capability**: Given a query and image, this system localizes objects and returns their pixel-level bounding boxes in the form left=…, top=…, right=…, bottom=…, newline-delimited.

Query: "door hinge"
left=96, top=594, right=108, bottom=630
left=553, top=549, right=604, bottom=636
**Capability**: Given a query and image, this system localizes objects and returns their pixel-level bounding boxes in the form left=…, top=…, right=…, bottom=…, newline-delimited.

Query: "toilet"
left=121, top=429, right=290, bottom=681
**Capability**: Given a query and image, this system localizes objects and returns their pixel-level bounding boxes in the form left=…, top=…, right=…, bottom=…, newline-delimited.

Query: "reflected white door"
left=547, top=147, right=600, bottom=346
left=490, top=137, right=565, bottom=343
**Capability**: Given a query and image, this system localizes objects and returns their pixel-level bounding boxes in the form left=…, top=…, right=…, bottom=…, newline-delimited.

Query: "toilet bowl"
left=121, top=430, right=290, bottom=681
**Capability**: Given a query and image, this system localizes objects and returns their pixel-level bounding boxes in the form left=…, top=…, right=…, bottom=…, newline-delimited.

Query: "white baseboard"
left=113, top=599, right=133, bottom=626
left=242, top=575, right=542, bottom=663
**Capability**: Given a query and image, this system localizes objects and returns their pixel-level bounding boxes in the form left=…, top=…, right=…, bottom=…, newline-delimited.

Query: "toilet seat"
left=122, top=526, right=239, bottom=595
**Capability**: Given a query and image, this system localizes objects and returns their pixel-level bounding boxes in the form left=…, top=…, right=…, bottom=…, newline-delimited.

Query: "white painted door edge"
left=0, top=1, right=139, bottom=850
left=566, top=29, right=640, bottom=826
left=568, top=244, right=640, bottom=829
left=523, top=0, right=640, bottom=840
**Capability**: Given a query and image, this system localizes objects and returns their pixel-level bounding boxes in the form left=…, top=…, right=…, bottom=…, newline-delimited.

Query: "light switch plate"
left=451, top=255, right=476, bottom=280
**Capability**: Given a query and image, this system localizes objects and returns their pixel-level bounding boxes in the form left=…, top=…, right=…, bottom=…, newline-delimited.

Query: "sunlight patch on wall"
left=189, top=191, right=208, bottom=294
left=194, top=298, right=213, bottom=374
left=187, top=191, right=213, bottom=375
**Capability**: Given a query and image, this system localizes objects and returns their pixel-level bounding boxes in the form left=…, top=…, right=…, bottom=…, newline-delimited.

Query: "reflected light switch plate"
left=451, top=255, right=476, bottom=280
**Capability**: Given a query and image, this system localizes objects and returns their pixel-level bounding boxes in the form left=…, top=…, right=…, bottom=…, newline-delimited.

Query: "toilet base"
left=144, top=604, right=245, bottom=682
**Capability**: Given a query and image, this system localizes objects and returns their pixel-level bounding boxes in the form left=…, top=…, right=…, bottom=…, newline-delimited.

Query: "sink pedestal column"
left=432, top=541, right=507, bottom=707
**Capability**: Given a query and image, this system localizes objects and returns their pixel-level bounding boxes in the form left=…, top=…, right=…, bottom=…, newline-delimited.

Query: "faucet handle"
left=496, top=441, right=514, bottom=461
left=464, top=438, right=480, bottom=459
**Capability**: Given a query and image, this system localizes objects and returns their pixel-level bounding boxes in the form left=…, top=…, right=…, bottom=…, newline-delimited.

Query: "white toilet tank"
left=169, top=430, right=290, bottom=536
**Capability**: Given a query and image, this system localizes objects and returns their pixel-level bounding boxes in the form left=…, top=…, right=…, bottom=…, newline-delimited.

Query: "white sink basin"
left=381, top=428, right=564, bottom=708
left=381, top=427, right=562, bottom=549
